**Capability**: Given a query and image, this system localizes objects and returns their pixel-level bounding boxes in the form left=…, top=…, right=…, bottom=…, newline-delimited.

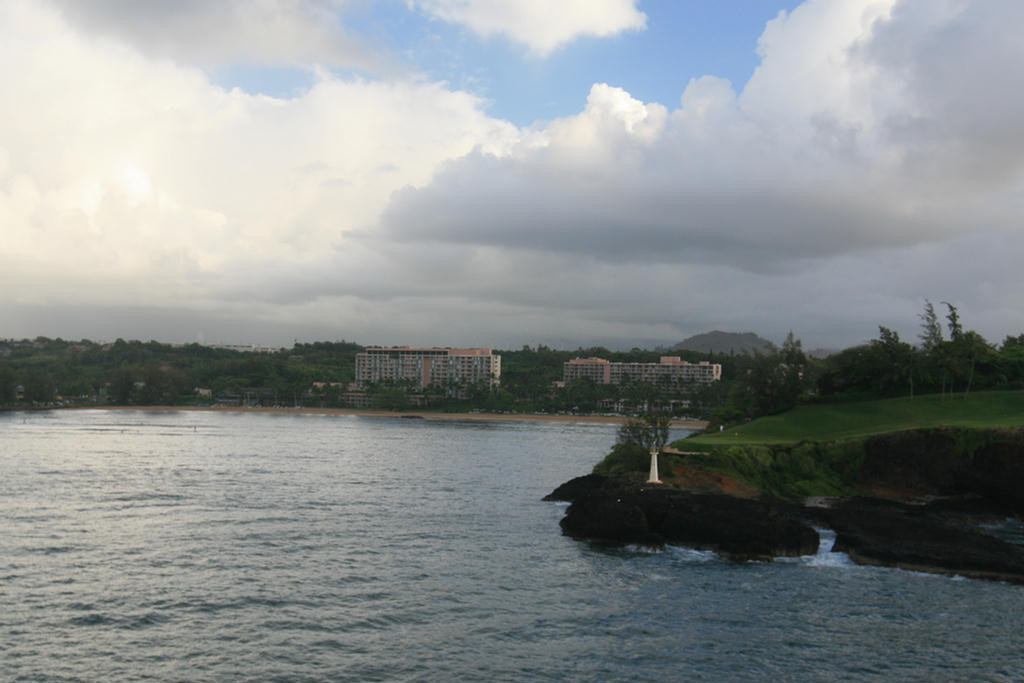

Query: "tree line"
left=710, top=302, right=1024, bottom=428
left=4, top=304, right=1022, bottom=419
left=0, top=338, right=361, bottom=408
left=0, top=338, right=726, bottom=414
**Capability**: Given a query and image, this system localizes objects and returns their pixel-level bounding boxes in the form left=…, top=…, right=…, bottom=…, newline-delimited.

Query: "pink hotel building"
left=355, top=347, right=501, bottom=390
left=563, top=356, right=722, bottom=385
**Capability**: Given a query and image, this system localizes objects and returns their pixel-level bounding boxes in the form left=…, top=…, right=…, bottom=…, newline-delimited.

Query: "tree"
left=139, top=364, right=172, bottom=405
left=109, top=368, right=136, bottom=405
left=952, top=330, right=993, bottom=397
left=621, top=378, right=659, bottom=414
left=919, top=300, right=949, bottom=397
left=618, top=413, right=670, bottom=453
left=1002, top=333, right=1024, bottom=350
left=562, top=377, right=602, bottom=413
left=730, top=333, right=807, bottom=418
left=618, top=413, right=671, bottom=483
left=919, top=300, right=943, bottom=352
left=688, top=378, right=731, bottom=419
left=0, top=363, right=16, bottom=404
left=998, top=336, right=1024, bottom=388
left=942, top=302, right=963, bottom=341
left=372, top=385, right=410, bottom=411
left=23, top=371, right=56, bottom=404
left=778, top=331, right=807, bottom=404
left=871, top=326, right=916, bottom=398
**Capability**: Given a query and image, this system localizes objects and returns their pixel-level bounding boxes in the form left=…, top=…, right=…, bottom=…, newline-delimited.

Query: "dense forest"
left=3, top=302, right=1022, bottom=420
left=0, top=337, right=727, bottom=415
left=0, top=339, right=361, bottom=408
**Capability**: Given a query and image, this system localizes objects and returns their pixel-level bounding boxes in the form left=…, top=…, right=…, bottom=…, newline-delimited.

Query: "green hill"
left=684, top=390, right=1024, bottom=447
left=672, top=330, right=774, bottom=355
left=653, top=391, right=1024, bottom=501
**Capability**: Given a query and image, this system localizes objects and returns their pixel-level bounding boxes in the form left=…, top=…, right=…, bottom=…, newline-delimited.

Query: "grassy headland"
left=684, top=390, right=1024, bottom=447
left=638, top=391, right=1024, bottom=501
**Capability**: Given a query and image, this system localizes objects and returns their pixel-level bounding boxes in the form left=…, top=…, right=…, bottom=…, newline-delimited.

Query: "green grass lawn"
left=684, top=390, right=1024, bottom=447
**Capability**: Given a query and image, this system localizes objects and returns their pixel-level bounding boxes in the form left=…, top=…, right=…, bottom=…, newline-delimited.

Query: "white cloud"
left=0, top=1, right=516, bottom=308
left=367, top=0, right=1024, bottom=344
left=47, top=0, right=388, bottom=71
left=383, top=0, right=1024, bottom=261
left=855, top=0, right=1024, bottom=186
left=3, top=0, right=1024, bottom=350
left=415, top=0, right=646, bottom=55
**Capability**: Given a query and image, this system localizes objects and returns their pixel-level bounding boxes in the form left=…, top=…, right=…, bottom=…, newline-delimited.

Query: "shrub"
left=593, top=442, right=650, bottom=478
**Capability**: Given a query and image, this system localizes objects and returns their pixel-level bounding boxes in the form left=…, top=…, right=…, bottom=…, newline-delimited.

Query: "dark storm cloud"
left=377, top=151, right=943, bottom=271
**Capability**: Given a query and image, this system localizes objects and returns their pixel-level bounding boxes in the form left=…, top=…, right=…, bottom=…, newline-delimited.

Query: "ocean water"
left=2, top=410, right=1022, bottom=682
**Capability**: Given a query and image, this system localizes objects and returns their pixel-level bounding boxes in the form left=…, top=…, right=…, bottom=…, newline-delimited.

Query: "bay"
left=1, top=410, right=1022, bottom=682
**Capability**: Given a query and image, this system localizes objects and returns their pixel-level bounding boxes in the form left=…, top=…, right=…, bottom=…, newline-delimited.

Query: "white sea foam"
left=624, top=544, right=664, bottom=555
left=802, top=527, right=856, bottom=568
left=665, top=545, right=720, bottom=563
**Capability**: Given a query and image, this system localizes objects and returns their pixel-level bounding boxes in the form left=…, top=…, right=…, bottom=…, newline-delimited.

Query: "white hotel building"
left=355, top=347, right=501, bottom=390
left=563, top=356, right=722, bottom=385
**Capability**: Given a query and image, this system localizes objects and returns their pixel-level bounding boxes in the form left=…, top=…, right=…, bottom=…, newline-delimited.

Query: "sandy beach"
left=78, top=405, right=709, bottom=430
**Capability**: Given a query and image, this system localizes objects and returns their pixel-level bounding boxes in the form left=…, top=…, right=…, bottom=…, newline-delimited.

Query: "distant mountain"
left=673, top=331, right=775, bottom=355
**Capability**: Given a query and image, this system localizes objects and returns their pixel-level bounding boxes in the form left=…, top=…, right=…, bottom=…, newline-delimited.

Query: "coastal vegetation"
left=660, top=302, right=1024, bottom=500
left=555, top=304, right=1024, bottom=580
left=593, top=414, right=671, bottom=480
left=0, top=338, right=362, bottom=408
left=565, top=391, right=1024, bottom=579
left=3, top=303, right=1023, bottom=422
left=0, top=337, right=727, bottom=414
left=705, top=302, right=1024, bottom=429
left=587, top=391, right=1024, bottom=501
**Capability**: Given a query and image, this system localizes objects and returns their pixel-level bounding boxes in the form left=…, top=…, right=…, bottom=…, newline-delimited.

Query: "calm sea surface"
left=2, top=410, right=1022, bottom=682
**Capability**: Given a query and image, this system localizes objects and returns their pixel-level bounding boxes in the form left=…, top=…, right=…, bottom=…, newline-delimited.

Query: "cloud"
left=361, top=0, right=1024, bottom=345
left=415, top=0, right=647, bottom=55
left=3, top=0, right=1024, bottom=350
left=853, top=0, right=1024, bottom=185
left=379, top=0, right=1024, bottom=270
left=46, top=0, right=388, bottom=72
left=0, top=1, right=516, bottom=306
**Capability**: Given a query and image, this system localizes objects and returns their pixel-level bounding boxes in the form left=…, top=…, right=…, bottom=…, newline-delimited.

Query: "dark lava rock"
left=558, top=489, right=660, bottom=546
left=861, top=429, right=1024, bottom=516
left=559, top=484, right=819, bottom=561
left=818, top=497, right=1024, bottom=583
left=964, top=437, right=1024, bottom=515
left=543, top=474, right=610, bottom=502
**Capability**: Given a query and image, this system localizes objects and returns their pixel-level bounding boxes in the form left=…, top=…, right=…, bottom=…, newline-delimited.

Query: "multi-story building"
left=643, top=356, right=722, bottom=384
left=355, top=347, right=501, bottom=390
left=563, top=356, right=721, bottom=386
left=562, top=357, right=611, bottom=384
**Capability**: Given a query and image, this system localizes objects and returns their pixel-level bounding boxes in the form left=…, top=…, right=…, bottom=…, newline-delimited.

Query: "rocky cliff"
left=547, top=428, right=1024, bottom=582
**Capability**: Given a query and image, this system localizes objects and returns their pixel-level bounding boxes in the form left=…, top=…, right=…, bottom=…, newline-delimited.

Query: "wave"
left=772, top=527, right=857, bottom=568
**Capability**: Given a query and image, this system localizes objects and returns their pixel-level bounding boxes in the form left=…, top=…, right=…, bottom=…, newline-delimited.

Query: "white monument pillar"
left=647, top=447, right=661, bottom=484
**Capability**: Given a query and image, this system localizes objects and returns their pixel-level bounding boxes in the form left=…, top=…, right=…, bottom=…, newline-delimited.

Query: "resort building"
left=562, top=358, right=612, bottom=384
left=355, top=347, right=501, bottom=390
left=563, top=356, right=721, bottom=386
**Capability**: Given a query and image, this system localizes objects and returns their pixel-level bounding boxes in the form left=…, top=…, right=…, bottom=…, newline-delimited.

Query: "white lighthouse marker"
left=647, top=446, right=662, bottom=484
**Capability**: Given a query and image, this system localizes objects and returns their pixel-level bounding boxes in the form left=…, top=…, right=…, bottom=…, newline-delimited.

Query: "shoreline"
left=56, top=404, right=708, bottom=429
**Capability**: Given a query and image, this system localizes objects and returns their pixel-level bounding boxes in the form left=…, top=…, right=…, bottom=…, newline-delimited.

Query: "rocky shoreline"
left=545, top=474, right=1024, bottom=583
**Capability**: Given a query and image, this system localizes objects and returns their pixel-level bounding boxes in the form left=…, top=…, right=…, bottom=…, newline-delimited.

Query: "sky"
left=3, top=0, right=1024, bottom=351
